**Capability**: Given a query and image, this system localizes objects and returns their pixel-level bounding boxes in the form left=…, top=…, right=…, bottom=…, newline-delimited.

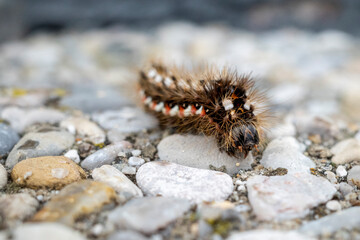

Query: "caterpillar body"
left=139, top=62, right=270, bottom=158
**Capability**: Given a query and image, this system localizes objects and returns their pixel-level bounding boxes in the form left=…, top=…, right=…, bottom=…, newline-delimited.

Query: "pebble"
left=228, top=230, right=313, bottom=240
left=0, top=164, right=7, bottom=189
left=326, top=200, right=341, bottom=211
left=336, top=165, right=347, bottom=177
left=339, top=182, right=353, bottom=196
left=92, top=165, right=143, bottom=202
left=347, top=165, right=360, bottom=187
left=325, top=171, right=337, bottom=184
left=13, top=223, right=86, bottom=240
left=107, top=231, right=148, bottom=240
left=157, top=134, right=253, bottom=175
left=121, top=166, right=136, bottom=175
left=0, top=123, right=19, bottom=156
left=64, top=149, right=80, bottom=164
left=128, top=156, right=145, bottom=166
left=299, top=207, right=360, bottom=236
left=107, top=197, right=191, bottom=234
left=6, top=131, right=75, bottom=168
left=247, top=173, right=336, bottom=221
left=60, top=117, right=106, bottom=144
left=11, top=156, right=86, bottom=189
left=1, top=107, right=66, bottom=133
left=331, top=138, right=360, bottom=164
left=260, top=137, right=315, bottom=174
left=81, top=141, right=132, bottom=170
left=131, top=149, right=141, bottom=157
left=136, top=162, right=234, bottom=203
left=92, top=107, right=158, bottom=132
left=0, top=193, right=39, bottom=227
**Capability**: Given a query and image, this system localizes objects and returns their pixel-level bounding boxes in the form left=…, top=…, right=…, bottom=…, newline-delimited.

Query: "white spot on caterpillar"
left=154, top=75, right=162, bottom=83
left=196, top=106, right=203, bottom=115
left=244, top=101, right=250, bottom=110
left=183, top=105, right=192, bottom=117
left=147, top=69, right=157, bottom=78
left=155, top=102, right=164, bottom=112
left=169, top=105, right=179, bottom=116
left=144, top=96, right=152, bottom=105
left=164, top=77, right=173, bottom=87
left=222, top=99, right=234, bottom=111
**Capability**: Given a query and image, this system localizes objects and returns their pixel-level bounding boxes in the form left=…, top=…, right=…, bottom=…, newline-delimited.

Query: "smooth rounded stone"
left=11, top=156, right=86, bottom=189
left=121, top=166, right=136, bottom=175
left=0, top=123, right=19, bottom=156
left=326, top=200, right=341, bottom=211
left=107, top=231, right=148, bottom=240
left=13, top=223, right=86, bottom=240
left=60, top=117, right=105, bottom=144
left=136, top=162, right=234, bottom=203
left=1, top=107, right=66, bottom=133
left=32, top=180, right=116, bottom=225
left=0, top=164, right=7, bottom=189
left=92, top=165, right=143, bottom=202
left=92, top=107, right=158, bottom=133
left=325, top=171, right=337, bottom=184
left=339, top=182, right=353, bottom=196
left=260, top=137, right=315, bottom=174
left=107, top=197, right=191, bottom=234
left=81, top=141, right=132, bottom=170
left=331, top=138, right=360, bottom=164
left=157, top=134, right=253, bottom=175
left=0, top=193, right=39, bottom=226
left=64, top=149, right=80, bottom=164
left=336, top=165, right=347, bottom=177
left=6, top=131, right=75, bottom=168
left=128, top=156, right=145, bottom=166
left=299, top=207, right=360, bottom=236
left=131, top=149, right=141, bottom=157
left=347, top=166, right=360, bottom=187
left=228, top=230, right=313, bottom=240
left=247, top=173, right=336, bottom=221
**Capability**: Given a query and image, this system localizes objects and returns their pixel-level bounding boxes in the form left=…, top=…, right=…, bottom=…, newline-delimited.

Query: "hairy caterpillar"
left=138, top=62, right=271, bottom=158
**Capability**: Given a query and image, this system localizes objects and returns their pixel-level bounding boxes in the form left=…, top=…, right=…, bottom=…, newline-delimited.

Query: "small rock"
left=0, top=123, right=19, bottom=156
left=339, top=182, right=353, bottom=196
left=32, top=180, right=116, bottom=225
left=1, top=107, right=66, bottom=133
left=92, top=165, right=143, bottom=202
left=260, top=137, right=315, bottom=174
left=247, top=173, right=336, bottom=221
left=121, top=166, right=136, bottom=175
left=131, top=149, right=141, bottom=157
left=347, top=166, right=360, bottom=187
left=325, top=171, right=337, bottom=184
left=299, top=207, right=360, bottom=236
left=11, top=156, right=86, bottom=189
left=13, top=223, right=86, bottom=240
left=6, top=131, right=75, bottom=168
left=64, top=149, right=80, bottom=164
left=92, top=107, right=158, bottom=132
left=331, top=138, right=360, bottom=164
left=0, top=193, right=39, bottom=227
left=107, top=197, right=191, bottom=234
left=157, top=134, right=253, bottom=175
left=108, top=231, right=148, bottom=240
left=128, top=157, right=145, bottom=166
left=0, top=164, right=7, bottom=189
left=81, top=141, right=132, bottom=170
left=60, top=117, right=105, bottom=144
left=336, top=165, right=347, bottom=177
left=228, top=230, right=312, bottom=240
left=326, top=200, right=341, bottom=211
left=136, top=162, right=234, bottom=203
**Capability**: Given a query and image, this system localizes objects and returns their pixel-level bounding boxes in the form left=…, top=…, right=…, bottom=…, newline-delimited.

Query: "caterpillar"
left=138, top=62, right=271, bottom=158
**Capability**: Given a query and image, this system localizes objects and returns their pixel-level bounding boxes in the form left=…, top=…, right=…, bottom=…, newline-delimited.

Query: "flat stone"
left=347, top=165, right=360, bottom=187
left=1, top=107, right=66, bottom=133
left=6, top=131, right=75, bottom=168
left=107, top=197, right=191, bottom=234
left=107, top=231, right=148, bottom=240
left=299, top=207, right=360, bottom=236
left=92, top=165, right=143, bottom=202
left=11, top=156, right=86, bottom=189
left=60, top=117, right=105, bottom=144
left=331, top=138, right=360, bottom=164
left=92, top=107, right=158, bottom=133
left=0, top=123, right=19, bottom=156
left=13, top=223, right=86, bottom=240
left=81, top=141, right=132, bottom=170
left=0, top=164, right=7, bottom=189
left=136, top=162, right=234, bottom=203
left=0, top=193, right=39, bottom=227
left=247, top=173, right=336, bottom=221
left=260, top=137, right=315, bottom=174
left=157, top=134, right=253, bottom=175
left=228, top=230, right=313, bottom=240
left=32, top=180, right=116, bottom=225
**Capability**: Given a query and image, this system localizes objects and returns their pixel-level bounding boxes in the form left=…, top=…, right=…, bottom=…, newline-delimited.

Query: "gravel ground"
left=0, top=22, right=359, bottom=240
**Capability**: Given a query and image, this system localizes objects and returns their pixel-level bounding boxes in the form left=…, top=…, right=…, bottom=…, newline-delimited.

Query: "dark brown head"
left=230, top=123, right=259, bottom=158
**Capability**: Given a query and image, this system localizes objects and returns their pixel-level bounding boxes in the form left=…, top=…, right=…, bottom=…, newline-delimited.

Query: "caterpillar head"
left=230, top=123, right=260, bottom=158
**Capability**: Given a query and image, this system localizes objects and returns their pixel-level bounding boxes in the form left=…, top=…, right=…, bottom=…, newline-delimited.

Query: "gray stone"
left=347, top=165, right=360, bottom=187
left=13, top=223, right=86, bottom=240
left=107, top=129, right=127, bottom=143
left=0, top=123, right=19, bottom=156
left=260, top=137, right=315, bottom=174
left=0, top=164, right=7, bottom=189
left=92, top=107, right=158, bottom=132
left=108, top=231, right=148, bottom=240
left=339, top=182, right=353, bottom=196
left=331, top=138, right=360, bottom=164
left=81, top=141, right=132, bottom=170
left=121, top=166, right=136, bottom=175
left=128, top=156, right=145, bottom=166
left=107, top=197, right=191, bottom=234
left=228, top=230, right=313, bottom=240
left=247, top=173, right=336, bottom=221
left=158, top=134, right=253, bottom=175
left=6, top=131, right=75, bottom=168
left=136, top=162, right=234, bottom=203
left=299, top=207, right=360, bottom=236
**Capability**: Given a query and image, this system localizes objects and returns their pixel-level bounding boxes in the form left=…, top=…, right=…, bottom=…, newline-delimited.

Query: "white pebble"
left=91, top=224, right=103, bottom=236
left=122, top=166, right=136, bottom=175
left=326, top=200, right=341, bottom=211
left=325, top=171, right=337, bottom=184
left=336, top=165, right=347, bottom=177
left=64, top=149, right=80, bottom=164
left=235, top=180, right=246, bottom=185
left=128, top=157, right=145, bottom=166
left=37, top=195, right=44, bottom=201
left=0, top=164, right=8, bottom=189
left=131, top=149, right=141, bottom=157
left=237, top=185, right=246, bottom=192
